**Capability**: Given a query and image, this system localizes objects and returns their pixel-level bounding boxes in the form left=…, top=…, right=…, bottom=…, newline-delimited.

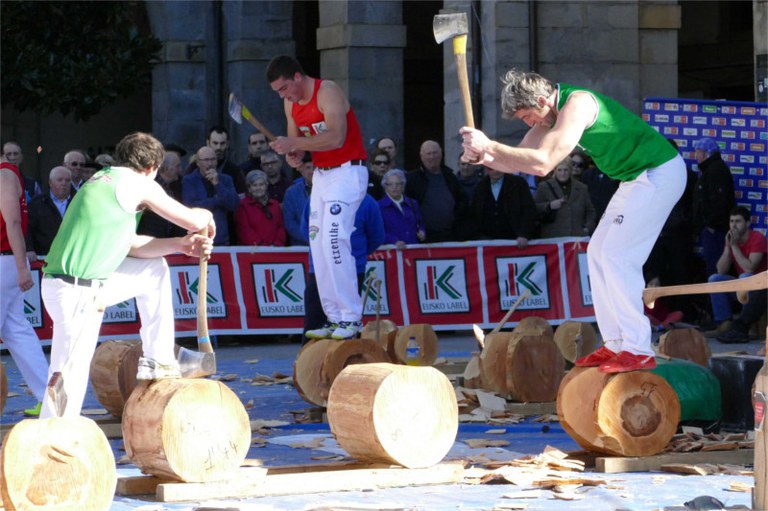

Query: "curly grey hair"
left=500, top=69, right=555, bottom=118
left=246, top=169, right=268, bottom=185
left=381, top=168, right=406, bottom=186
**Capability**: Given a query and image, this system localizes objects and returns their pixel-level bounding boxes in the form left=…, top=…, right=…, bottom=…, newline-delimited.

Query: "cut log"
left=513, top=316, right=553, bottom=337
left=1, top=417, right=116, bottom=511
left=391, top=324, right=438, bottom=366
left=658, top=328, right=711, bottom=367
left=553, top=321, right=598, bottom=363
left=506, top=331, right=565, bottom=402
left=122, top=379, right=250, bottom=482
left=0, top=360, right=6, bottom=415
left=557, top=367, right=680, bottom=457
left=88, top=339, right=141, bottom=417
left=293, top=338, right=390, bottom=407
left=478, top=332, right=513, bottom=394
left=462, top=352, right=483, bottom=389
left=327, top=363, right=458, bottom=469
left=360, top=319, right=398, bottom=360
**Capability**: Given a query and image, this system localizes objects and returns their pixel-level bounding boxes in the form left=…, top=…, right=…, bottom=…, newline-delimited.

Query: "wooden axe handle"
left=242, top=108, right=277, bottom=142
left=453, top=34, right=475, bottom=129
left=489, top=289, right=531, bottom=335
left=643, top=270, right=767, bottom=308
left=197, top=229, right=213, bottom=354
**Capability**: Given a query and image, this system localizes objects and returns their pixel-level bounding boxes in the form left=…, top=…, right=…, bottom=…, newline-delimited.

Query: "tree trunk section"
left=506, top=332, right=565, bottom=402
left=1, top=417, right=116, bottom=511
left=122, top=379, right=250, bottom=482
left=557, top=367, right=680, bottom=457
left=0, top=360, right=6, bottom=415
left=513, top=316, right=553, bottom=337
left=88, top=339, right=141, bottom=417
left=361, top=319, right=398, bottom=360
left=293, top=338, right=390, bottom=407
left=478, top=332, right=512, bottom=394
left=553, top=321, right=597, bottom=363
left=392, top=324, right=438, bottom=366
left=327, top=363, right=458, bottom=469
left=658, top=328, right=711, bottom=367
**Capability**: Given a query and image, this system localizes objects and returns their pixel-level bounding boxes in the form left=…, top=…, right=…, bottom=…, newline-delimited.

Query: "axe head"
left=177, top=347, right=216, bottom=378
left=228, top=92, right=244, bottom=125
left=47, top=371, right=67, bottom=417
left=433, top=12, right=468, bottom=44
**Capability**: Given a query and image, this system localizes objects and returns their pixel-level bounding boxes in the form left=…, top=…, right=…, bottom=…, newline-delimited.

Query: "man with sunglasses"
left=63, top=150, right=87, bottom=190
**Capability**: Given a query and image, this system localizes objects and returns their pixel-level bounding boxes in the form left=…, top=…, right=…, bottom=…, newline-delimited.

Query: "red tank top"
left=291, top=78, right=367, bottom=168
left=0, top=162, right=28, bottom=252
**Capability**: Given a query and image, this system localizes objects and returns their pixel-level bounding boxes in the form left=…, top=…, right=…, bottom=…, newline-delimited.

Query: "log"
left=0, top=360, right=6, bottom=415
left=557, top=367, right=681, bottom=457
left=360, top=319, right=398, bottom=360
left=658, top=328, right=711, bottom=367
left=513, top=316, right=553, bottom=337
left=391, top=324, right=438, bottom=366
left=293, top=338, right=390, bottom=407
left=1, top=417, right=116, bottom=511
left=553, top=321, right=598, bottom=363
left=327, top=363, right=458, bottom=469
left=122, top=379, right=250, bottom=482
left=88, top=339, right=141, bottom=417
left=478, top=332, right=512, bottom=394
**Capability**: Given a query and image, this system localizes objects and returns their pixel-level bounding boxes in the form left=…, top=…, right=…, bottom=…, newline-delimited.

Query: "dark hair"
left=730, top=206, right=751, bottom=222
left=115, top=132, right=164, bottom=171
left=369, top=148, right=390, bottom=166
left=207, top=125, right=229, bottom=141
left=266, top=55, right=305, bottom=83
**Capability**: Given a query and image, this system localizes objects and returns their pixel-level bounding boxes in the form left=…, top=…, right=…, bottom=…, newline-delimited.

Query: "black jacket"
left=405, top=164, right=466, bottom=240
left=470, top=174, right=539, bottom=240
left=27, top=191, right=75, bottom=254
left=692, top=152, right=735, bottom=232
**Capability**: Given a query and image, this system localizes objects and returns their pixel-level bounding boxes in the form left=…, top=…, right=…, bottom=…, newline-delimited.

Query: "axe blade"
left=46, top=371, right=67, bottom=417
left=433, top=12, right=468, bottom=44
left=228, top=92, right=244, bottom=124
left=177, top=347, right=216, bottom=379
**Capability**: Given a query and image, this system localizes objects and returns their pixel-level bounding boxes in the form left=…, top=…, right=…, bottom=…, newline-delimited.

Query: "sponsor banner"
left=562, top=241, right=595, bottom=319
left=361, top=253, right=406, bottom=326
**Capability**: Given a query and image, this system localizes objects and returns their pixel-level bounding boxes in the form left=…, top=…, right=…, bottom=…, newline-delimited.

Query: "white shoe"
left=331, top=321, right=362, bottom=340
left=136, top=357, right=182, bottom=380
left=306, top=322, right=338, bottom=340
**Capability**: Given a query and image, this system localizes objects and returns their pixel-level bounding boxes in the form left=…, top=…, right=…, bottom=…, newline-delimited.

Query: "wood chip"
left=244, top=359, right=260, bottom=364
left=476, top=390, right=507, bottom=412
left=728, top=481, right=753, bottom=493
left=485, top=429, right=507, bottom=434
left=289, top=437, right=325, bottom=449
left=81, top=408, right=109, bottom=416
left=660, top=463, right=710, bottom=475
left=465, top=438, right=511, bottom=449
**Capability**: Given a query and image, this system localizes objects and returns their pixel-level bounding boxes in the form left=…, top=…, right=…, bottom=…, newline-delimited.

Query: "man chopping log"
left=266, top=55, right=368, bottom=340
left=461, top=69, right=685, bottom=373
left=40, top=132, right=215, bottom=418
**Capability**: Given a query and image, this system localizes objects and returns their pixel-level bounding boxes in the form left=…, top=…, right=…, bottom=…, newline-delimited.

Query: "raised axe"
left=177, top=229, right=216, bottom=378
left=433, top=11, right=475, bottom=128
left=228, top=92, right=276, bottom=141
left=643, top=270, right=766, bottom=309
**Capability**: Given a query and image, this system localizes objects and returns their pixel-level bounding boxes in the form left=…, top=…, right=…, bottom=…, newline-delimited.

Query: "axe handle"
left=453, top=34, right=475, bottom=129
left=489, top=289, right=531, bottom=335
left=643, top=270, right=767, bottom=308
left=197, top=231, right=213, bottom=354
left=242, top=107, right=277, bottom=142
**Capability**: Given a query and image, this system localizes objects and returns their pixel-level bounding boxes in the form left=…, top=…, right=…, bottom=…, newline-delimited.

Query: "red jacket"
left=234, top=197, right=286, bottom=246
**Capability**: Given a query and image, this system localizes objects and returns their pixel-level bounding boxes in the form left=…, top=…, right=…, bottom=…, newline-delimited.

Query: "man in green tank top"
left=461, top=69, right=686, bottom=373
left=40, top=132, right=216, bottom=419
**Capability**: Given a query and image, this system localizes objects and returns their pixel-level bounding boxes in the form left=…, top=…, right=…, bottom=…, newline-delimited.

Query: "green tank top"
left=44, top=167, right=141, bottom=280
left=557, top=84, right=678, bottom=181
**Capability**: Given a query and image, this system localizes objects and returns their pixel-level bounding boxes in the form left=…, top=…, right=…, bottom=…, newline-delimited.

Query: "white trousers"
left=309, top=165, right=367, bottom=322
left=587, top=156, right=686, bottom=357
left=40, top=256, right=176, bottom=418
left=0, top=255, right=49, bottom=402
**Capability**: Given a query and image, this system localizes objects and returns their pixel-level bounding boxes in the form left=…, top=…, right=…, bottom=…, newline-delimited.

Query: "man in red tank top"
left=0, top=159, right=50, bottom=416
left=267, top=55, right=368, bottom=340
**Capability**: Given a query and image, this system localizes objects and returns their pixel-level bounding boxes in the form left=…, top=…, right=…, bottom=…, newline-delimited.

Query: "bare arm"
left=461, top=92, right=596, bottom=176
left=128, top=233, right=213, bottom=259
left=0, top=169, right=33, bottom=290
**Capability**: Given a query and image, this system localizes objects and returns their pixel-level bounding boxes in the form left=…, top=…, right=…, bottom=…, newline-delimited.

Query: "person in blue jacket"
left=300, top=193, right=384, bottom=343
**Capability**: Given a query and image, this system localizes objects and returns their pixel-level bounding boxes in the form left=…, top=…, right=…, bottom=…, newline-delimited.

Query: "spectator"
left=163, top=142, right=188, bottom=174
left=470, top=168, right=538, bottom=247
left=182, top=146, right=239, bottom=245
left=456, top=152, right=483, bottom=204
left=239, top=132, right=270, bottom=174
left=367, top=148, right=390, bottom=200
left=95, top=153, right=115, bottom=168
left=375, top=136, right=404, bottom=171
left=3, top=142, right=41, bottom=200
left=534, top=156, right=596, bottom=238
left=705, top=206, right=767, bottom=343
left=301, top=193, right=384, bottom=344
left=27, top=166, right=75, bottom=257
left=378, top=168, right=425, bottom=249
left=235, top=170, right=286, bottom=247
left=137, top=152, right=187, bottom=239
left=260, top=149, right=292, bottom=202
left=691, top=137, right=736, bottom=277
left=0, top=158, right=50, bottom=417
left=578, top=151, right=619, bottom=221
left=63, top=150, right=88, bottom=190
left=405, top=140, right=465, bottom=242
left=282, top=153, right=314, bottom=246
left=80, top=160, right=102, bottom=185
left=569, top=149, right=586, bottom=180
left=204, top=126, right=247, bottom=194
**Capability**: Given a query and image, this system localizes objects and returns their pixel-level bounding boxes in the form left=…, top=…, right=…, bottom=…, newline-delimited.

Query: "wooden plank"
left=596, top=449, right=754, bottom=473
left=505, top=401, right=556, bottom=415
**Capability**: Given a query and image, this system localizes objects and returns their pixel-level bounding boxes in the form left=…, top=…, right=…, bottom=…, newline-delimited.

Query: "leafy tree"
left=1, top=1, right=161, bottom=121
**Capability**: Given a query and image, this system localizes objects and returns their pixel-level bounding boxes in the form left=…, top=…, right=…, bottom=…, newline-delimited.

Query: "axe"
left=228, top=92, right=276, bottom=141
left=643, top=270, right=767, bottom=309
left=177, top=232, right=216, bottom=378
left=433, top=11, right=475, bottom=128
left=472, top=289, right=531, bottom=349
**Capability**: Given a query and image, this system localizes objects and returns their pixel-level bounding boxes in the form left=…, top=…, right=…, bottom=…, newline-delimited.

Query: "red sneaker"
left=574, top=346, right=618, bottom=367
left=599, top=351, right=656, bottom=373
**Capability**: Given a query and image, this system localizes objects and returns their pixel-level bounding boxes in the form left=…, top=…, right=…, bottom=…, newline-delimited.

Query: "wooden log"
left=293, top=338, right=390, bottom=407
left=553, top=321, right=598, bottom=363
left=88, top=339, right=141, bottom=417
left=122, top=379, right=250, bottom=482
left=513, top=316, right=553, bottom=337
left=462, top=352, right=482, bottom=389
left=0, top=360, right=6, bottom=415
left=327, top=363, right=458, bottom=469
left=391, top=324, right=439, bottom=366
left=557, top=367, right=681, bottom=457
left=360, top=319, right=398, bottom=360
left=478, top=332, right=512, bottom=394
left=0, top=417, right=116, bottom=511
left=658, top=328, right=711, bottom=367
left=506, top=331, right=565, bottom=402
